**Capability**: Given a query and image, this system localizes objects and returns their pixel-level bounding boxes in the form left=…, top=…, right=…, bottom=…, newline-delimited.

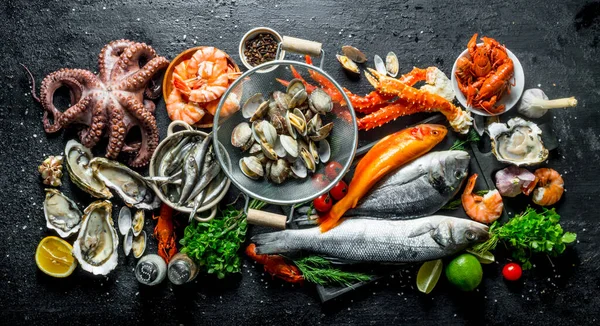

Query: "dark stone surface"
left=1, top=0, right=599, bottom=324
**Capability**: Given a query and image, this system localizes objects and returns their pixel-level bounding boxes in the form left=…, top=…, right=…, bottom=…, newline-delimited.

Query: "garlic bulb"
left=518, top=88, right=577, bottom=118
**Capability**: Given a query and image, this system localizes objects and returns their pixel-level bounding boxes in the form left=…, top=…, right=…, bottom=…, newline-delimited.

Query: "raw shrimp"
left=462, top=174, right=504, bottom=224
left=166, top=88, right=205, bottom=125
left=532, top=168, right=564, bottom=206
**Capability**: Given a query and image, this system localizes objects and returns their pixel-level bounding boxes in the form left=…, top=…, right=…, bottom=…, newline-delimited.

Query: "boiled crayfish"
left=455, top=34, right=515, bottom=114
left=153, top=203, right=177, bottom=263
left=245, top=244, right=303, bottom=283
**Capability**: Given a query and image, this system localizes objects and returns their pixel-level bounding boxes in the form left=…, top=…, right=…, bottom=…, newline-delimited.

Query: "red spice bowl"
left=450, top=44, right=525, bottom=117
left=162, top=46, right=241, bottom=128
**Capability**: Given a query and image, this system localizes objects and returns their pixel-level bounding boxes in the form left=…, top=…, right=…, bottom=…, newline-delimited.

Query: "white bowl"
left=451, top=44, right=525, bottom=116
left=238, top=27, right=285, bottom=72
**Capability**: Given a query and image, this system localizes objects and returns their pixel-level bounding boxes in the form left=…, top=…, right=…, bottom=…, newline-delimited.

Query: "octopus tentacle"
left=117, top=95, right=159, bottom=167
left=111, top=42, right=157, bottom=80
left=143, top=99, right=156, bottom=114
left=79, top=96, right=107, bottom=148
left=55, top=96, right=93, bottom=128
left=40, top=71, right=86, bottom=133
left=105, top=102, right=126, bottom=159
left=118, top=56, right=169, bottom=94
left=98, top=39, right=135, bottom=83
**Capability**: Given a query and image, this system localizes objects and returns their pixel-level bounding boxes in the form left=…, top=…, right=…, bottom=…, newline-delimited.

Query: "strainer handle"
left=279, top=36, right=325, bottom=68
left=247, top=209, right=287, bottom=229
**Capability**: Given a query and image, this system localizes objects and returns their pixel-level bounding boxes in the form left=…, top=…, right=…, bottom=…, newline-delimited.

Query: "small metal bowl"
left=451, top=44, right=525, bottom=117
left=238, top=27, right=285, bottom=72
left=149, top=121, right=231, bottom=221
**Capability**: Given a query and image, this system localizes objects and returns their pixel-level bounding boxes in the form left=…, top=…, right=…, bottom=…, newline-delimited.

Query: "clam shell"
left=132, top=210, right=145, bottom=236
left=118, top=206, right=132, bottom=236
left=341, top=45, right=367, bottom=63
left=317, top=139, right=331, bottom=163
left=72, top=200, right=118, bottom=275
left=43, top=188, right=82, bottom=238
left=385, top=52, right=399, bottom=77
left=231, top=122, right=253, bottom=151
left=123, top=229, right=133, bottom=256
left=65, top=140, right=111, bottom=198
left=132, top=230, right=147, bottom=259
left=242, top=93, right=264, bottom=119
left=373, top=54, right=387, bottom=75
left=336, top=54, right=360, bottom=74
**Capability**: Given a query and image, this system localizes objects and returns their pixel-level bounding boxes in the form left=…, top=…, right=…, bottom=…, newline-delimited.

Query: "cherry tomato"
left=502, top=263, right=522, bottom=281
left=311, top=173, right=330, bottom=189
left=313, top=194, right=333, bottom=213
left=330, top=180, right=348, bottom=201
left=325, top=161, right=343, bottom=180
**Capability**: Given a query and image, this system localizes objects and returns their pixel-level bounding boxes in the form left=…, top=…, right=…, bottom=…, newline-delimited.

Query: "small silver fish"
left=253, top=216, right=488, bottom=263
left=346, top=151, right=470, bottom=219
left=178, top=155, right=199, bottom=205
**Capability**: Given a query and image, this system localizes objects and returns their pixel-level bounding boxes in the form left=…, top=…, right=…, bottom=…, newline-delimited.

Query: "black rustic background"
left=1, top=0, right=599, bottom=325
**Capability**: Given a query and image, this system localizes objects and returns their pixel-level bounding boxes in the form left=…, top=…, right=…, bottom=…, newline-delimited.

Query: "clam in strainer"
left=212, top=36, right=358, bottom=227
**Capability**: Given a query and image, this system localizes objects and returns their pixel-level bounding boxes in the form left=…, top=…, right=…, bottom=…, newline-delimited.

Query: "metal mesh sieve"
left=212, top=59, right=358, bottom=205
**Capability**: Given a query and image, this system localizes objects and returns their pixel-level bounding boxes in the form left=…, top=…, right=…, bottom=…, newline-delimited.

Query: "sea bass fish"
left=345, top=150, right=470, bottom=219
left=318, top=124, right=448, bottom=232
left=253, top=216, right=488, bottom=263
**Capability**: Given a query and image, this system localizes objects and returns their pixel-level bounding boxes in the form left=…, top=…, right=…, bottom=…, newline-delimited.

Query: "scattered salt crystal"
left=136, top=18, right=140, bottom=21
left=103, top=6, right=106, bottom=9
left=135, top=292, right=139, bottom=296
left=33, top=134, right=37, bottom=138
left=22, top=225, right=27, bottom=230
left=183, top=35, right=187, bottom=40
left=537, top=84, right=541, bottom=87
left=420, top=31, right=423, bottom=33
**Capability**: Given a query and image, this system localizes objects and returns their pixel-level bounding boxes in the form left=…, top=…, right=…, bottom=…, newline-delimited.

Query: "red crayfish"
left=246, top=243, right=304, bottom=284
left=153, top=203, right=177, bottom=263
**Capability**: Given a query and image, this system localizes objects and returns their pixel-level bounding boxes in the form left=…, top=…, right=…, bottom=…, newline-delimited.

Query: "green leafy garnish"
left=180, top=199, right=266, bottom=279
left=475, top=190, right=490, bottom=196
left=449, top=128, right=480, bottom=151
left=472, top=207, right=577, bottom=270
left=292, top=256, right=372, bottom=286
left=441, top=198, right=462, bottom=210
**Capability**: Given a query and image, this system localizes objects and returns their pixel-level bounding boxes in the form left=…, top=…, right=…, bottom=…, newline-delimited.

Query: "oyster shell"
left=43, top=189, right=82, bottom=238
left=65, top=140, right=112, bottom=198
left=487, top=117, right=549, bottom=166
left=90, top=158, right=160, bottom=210
left=72, top=200, right=118, bottom=275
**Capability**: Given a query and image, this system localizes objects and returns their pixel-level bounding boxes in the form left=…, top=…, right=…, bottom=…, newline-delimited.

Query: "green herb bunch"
left=292, top=256, right=372, bottom=286
left=472, top=207, right=577, bottom=269
left=449, top=128, right=480, bottom=151
left=180, top=199, right=266, bottom=279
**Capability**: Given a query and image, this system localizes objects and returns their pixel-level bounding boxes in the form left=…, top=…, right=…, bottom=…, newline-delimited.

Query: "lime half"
left=466, top=249, right=495, bottom=264
left=416, top=259, right=443, bottom=294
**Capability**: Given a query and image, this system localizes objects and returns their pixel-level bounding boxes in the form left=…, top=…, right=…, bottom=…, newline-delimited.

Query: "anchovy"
left=164, top=141, right=196, bottom=176
left=346, top=151, right=470, bottom=219
left=185, top=161, right=221, bottom=205
left=177, top=155, right=199, bottom=205
left=159, top=135, right=192, bottom=177
left=201, top=173, right=228, bottom=206
left=253, top=216, right=488, bottom=263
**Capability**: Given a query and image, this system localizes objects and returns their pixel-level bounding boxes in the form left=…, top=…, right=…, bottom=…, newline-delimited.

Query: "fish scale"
left=253, top=216, right=489, bottom=263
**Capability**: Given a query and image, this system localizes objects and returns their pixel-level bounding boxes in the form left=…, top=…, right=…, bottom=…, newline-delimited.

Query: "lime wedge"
left=466, top=249, right=495, bottom=264
left=416, top=259, right=443, bottom=294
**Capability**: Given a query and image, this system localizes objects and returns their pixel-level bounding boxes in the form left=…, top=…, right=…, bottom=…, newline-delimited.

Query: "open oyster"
left=90, top=158, right=160, bottom=210
left=65, top=140, right=112, bottom=198
left=487, top=117, right=549, bottom=166
left=43, top=189, right=82, bottom=238
left=72, top=200, right=118, bottom=275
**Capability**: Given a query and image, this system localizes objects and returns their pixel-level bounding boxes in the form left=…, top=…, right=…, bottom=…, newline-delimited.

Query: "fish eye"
left=465, top=230, right=475, bottom=241
left=454, top=171, right=463, bottom=179
left=432, top=130, right=439, bottom=135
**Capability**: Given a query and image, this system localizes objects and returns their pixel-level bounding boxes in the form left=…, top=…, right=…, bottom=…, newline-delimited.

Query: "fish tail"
left=252, top=232, right=291, bottom=255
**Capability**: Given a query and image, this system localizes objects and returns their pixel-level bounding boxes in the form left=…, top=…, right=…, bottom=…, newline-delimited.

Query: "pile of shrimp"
left=166, top=47, right=241, bottom=125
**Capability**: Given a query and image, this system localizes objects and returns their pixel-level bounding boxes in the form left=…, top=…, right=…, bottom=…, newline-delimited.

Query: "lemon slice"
left=466, top=249, right=495, bottom=264
left=35, top=236, right=77, bottom=278
left=416, top=259, right=443, bottom=294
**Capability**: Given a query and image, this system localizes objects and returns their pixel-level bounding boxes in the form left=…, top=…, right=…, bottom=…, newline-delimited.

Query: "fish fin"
left=407, top=222, right=436, bottom=238
left=252, top=232, right=290, bottom=255
left=322, top=256, right=363, bottom=265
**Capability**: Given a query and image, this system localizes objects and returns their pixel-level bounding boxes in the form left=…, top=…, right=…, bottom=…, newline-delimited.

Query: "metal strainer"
left=212, top=37, right=357, bottom=210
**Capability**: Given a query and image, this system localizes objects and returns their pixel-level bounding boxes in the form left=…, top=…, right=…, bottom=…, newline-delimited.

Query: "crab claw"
left=365, top=68, right=386, bottom=89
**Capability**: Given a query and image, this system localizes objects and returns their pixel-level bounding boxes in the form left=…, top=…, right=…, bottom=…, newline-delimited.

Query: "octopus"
left=33, top=40, right=169, bottom=167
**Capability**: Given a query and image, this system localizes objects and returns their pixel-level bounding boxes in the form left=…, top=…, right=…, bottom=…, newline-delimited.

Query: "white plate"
left=451, top=44, right=525, bottom=117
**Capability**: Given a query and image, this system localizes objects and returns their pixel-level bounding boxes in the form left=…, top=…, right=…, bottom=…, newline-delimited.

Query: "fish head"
left=429, top=151, right=470, bottom=195
left=432, top=217, right=489, bottom=249
left=410, top=124, right=447, bottom=142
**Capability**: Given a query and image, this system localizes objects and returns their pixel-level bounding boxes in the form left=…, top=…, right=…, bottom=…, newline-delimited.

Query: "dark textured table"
left=1, top=0, right=599, bottom=325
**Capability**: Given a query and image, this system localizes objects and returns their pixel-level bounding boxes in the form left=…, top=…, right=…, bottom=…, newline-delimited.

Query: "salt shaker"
left=168, top=253, right=199, bottom=285
left=135, top=254, right=167, bottom=286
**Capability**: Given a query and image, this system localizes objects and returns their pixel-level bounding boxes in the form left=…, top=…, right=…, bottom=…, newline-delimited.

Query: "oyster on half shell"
left=72, top=200, right=118, bottom=275
left=487, top=117, right=549, bottom=166
left=43, top=189, right=82, bottom=238
left=65, top=140, right=112, bottom=198
left=90, top=158, right=160, bottom=210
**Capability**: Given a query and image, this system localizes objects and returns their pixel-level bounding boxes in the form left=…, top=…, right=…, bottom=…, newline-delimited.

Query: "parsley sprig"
left=449, top=128, right=480, bottom=151
left=472, top=207, right=577, bottom=269
left=180, top=199, right=266, bottom=279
